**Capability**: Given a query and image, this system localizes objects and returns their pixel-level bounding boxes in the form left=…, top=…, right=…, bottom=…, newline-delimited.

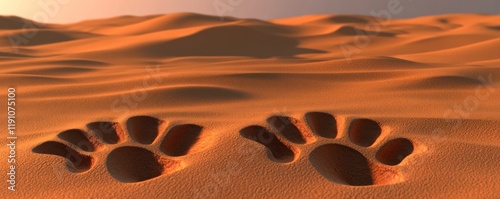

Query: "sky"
left=0, top=0, right=499, bottom=24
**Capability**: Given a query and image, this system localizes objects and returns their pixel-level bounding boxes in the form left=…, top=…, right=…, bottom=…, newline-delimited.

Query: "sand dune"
left=124, top=25, right=322, bottom=58
left=90, top=13, right=236, bottom=36
left=1, top=29, right=98, bottom=46
left=400, top=38, right=500, bottom=63
left=0, top=16, right=43, bottom=30
left=1, top=12, right=500, bottom=198
left=272, top=14, right=374, bottom=25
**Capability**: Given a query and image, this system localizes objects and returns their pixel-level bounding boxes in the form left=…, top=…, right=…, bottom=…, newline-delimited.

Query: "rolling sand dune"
left=0, top=16, right=42, bottom=30
left=87, top=13, right=236, bottom=36
left=1, top=30, right=99, bottom=46
left=1, top=13, right=500, bottom=198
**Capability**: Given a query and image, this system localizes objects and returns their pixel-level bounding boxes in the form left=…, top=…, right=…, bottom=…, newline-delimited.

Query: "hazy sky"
left=1, top=0, right=499, bottom=23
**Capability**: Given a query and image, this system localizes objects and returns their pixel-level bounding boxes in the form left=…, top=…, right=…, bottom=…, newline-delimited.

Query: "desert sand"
left=1, top=13, right=500, bottom=198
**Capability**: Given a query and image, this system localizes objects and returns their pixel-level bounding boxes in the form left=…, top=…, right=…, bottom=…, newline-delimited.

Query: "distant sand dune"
left=1, top=30, right=98, bottom=46
left=272, top=14, right=374, bottom=25
left=0, top=16, right=43, bottom=30
left=112, top=25, right=324, bottom=58
left=488, top=25, right=500, bottom=31
left=92, top=13, right=236, bottom=35
left=332, top=26, right=398, bottom=37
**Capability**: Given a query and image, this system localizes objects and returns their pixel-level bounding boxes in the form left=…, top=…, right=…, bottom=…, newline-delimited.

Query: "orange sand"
left=1, top=13, right=500, bottom=198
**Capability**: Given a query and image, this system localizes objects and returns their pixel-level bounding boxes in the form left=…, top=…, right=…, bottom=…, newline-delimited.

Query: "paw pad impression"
left=240, top=112, right=414, bottom=186
left=33, top=115, right=204, bottom=183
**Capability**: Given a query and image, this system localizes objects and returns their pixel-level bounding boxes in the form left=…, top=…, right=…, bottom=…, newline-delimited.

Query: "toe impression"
left=305, top=112, right=337, bottom=139
left=376, top=138, right=414, bottom=165
left=33, top=141, right=94, bottom=172
left=240, top=125, right=295, bottom=163
left=349, top=119, right=382, bottom=147
left=160, top=124, right=203, bottom=157
left=126, top=116, right=163, bottom=145
left=267, top=116, right=306, bottom=144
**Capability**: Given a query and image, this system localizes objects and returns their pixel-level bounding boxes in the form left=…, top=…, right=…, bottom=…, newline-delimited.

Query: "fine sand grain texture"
left=1, top=13, right=500, bottom=198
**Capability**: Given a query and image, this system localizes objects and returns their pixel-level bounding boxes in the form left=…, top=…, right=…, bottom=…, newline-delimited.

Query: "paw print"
left=240, top=112, right=414, bottom=186
left=33, top=115, right=204, bottom=183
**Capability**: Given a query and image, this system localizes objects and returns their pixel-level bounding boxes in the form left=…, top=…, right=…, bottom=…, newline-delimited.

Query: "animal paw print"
left=33, top=115, right=204, bottom=183
left=240, top=112, right=414, bottom=186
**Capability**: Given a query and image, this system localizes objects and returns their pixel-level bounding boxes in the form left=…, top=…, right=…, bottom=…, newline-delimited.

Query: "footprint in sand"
left=33, top=115, right=204, bottom=183
left=240, top=112, right=415, bottom=186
